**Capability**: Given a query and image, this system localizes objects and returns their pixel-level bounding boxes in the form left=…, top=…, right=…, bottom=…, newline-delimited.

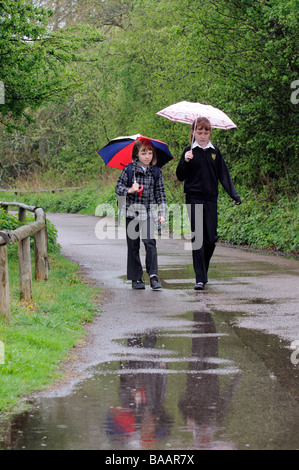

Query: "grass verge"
left=0, top=253, right=101, bottom=418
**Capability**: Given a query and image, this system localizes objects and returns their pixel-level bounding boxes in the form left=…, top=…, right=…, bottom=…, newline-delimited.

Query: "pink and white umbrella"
left=156, top=101, right=237, bottom=130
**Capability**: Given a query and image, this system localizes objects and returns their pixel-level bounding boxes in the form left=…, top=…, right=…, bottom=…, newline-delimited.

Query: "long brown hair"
left=190, top=117, right=212, bottom=143
left=132, top=137, right=157, bottom=165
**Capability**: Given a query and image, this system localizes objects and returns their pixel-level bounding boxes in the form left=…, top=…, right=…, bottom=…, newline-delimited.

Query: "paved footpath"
left=46, top=212, right=299, bottom=377
left=2, top=212, right=299, bottom=450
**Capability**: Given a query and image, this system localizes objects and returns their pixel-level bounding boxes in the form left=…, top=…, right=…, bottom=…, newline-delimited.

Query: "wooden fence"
left=0, top=202, right=49, bottom=322
left=0, top=186, right=84, bottom=194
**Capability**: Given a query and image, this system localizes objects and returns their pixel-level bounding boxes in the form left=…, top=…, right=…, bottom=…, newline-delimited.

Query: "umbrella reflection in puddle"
left=103, top=312, right=240, bottom=449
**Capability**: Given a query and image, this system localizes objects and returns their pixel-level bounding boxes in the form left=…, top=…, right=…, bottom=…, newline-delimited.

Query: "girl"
left=176, top=117, right=241, bottom=290
left=115, top=137, right=167, bottom=289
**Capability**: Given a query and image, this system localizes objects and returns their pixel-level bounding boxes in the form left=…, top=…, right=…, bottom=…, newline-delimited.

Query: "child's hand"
left=158, top=216, right=166, bottom=224
left=185, top=150, right=193, bottom=162
left=128, top=181, right=140, bottom=194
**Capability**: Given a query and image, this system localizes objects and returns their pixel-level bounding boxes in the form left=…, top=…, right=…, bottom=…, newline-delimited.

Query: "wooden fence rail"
left=0, top=186, right=85, bottom=194
left=0, top=202, right=49, bottom=322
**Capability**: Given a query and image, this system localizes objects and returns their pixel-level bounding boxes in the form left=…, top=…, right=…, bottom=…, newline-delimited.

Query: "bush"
left=0, top=186, right=102, bottom=214
left=217, top=188, right=299, bottom=253
left=0, top=208, right=59, bottom=255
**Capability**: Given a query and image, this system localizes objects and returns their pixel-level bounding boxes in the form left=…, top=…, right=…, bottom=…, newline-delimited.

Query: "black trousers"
left=126, top=217, right=158, bottom=281
left=186, top=195, right=218, bottom=284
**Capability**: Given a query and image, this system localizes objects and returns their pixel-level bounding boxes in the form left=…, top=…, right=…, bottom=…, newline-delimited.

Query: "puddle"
left=4, top=212, right=296, bottom=450
left=1, top=309, right=299, bottom=450
left=1, top=236, right=298, bottom=451
left=237, top=298, right=277, bottom=305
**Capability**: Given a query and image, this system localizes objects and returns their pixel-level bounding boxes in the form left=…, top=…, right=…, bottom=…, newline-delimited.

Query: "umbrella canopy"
left=98, top=134, right=174, bottom=169
left=156, top=101, right=237, bottom=130
left=105, top=407, right=136, bottom=437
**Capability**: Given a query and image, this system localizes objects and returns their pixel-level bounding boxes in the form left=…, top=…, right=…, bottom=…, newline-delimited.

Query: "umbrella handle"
left=136, top=184, right=144, bottom=197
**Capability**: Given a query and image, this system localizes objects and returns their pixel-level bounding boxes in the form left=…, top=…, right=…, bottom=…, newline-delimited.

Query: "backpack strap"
left=152, top=165, right=161, bottom=190
left=127, top=162, right=133, bottom=187
left=127, top=163, right=160, bottom=189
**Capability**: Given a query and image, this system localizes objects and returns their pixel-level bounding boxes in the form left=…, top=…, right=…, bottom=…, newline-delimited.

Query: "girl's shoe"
left=132, top=280, right=145, bottom=289
left=194, top=282, right=205, bottom=291
left=150, top=275, right=162, bottom=290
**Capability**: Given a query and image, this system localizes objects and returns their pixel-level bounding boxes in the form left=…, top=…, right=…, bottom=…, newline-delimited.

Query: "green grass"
left=0, top=253, right=101, bottom=417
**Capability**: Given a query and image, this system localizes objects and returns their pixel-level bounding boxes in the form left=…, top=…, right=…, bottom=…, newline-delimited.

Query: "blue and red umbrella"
left=98, top=134, right=174, bottom=169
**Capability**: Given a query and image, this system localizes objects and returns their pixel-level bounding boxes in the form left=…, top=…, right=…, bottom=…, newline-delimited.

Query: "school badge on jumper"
left=212, top=153, right=216, bottom=160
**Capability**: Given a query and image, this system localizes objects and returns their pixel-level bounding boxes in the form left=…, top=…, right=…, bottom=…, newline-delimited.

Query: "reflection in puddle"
left=2, top=308, right=299, bottom=450
left=103, top=316, right=240, bottom=450
left=1, top=310, right=240, bottom=450
left=104, top=331, right=173, bottom=448
left=175, top=311, right=240, bottom=450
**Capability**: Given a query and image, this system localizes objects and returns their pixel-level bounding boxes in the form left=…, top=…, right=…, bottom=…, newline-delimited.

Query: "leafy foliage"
left=0, top=0, right=298, bottom=197
left=0, top=0, right=103, bottom=132
left=0, top=207, right=58, bottom=253
left=217, top=189, right=299, bottom=253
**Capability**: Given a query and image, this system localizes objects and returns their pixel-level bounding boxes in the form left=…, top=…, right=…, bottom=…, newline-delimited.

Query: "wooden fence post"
left=0, top=244, right=10, bottom=322
left=34, top=226, right=49, bottom=281
left=0, top=202, right=49, bottom=319
left=18, top=207, right=32, bottom=301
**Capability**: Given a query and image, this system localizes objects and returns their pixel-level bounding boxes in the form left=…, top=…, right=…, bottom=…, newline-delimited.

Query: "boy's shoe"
left=194, top=282, right=205, bottom=291
left=132, top=280, right=145, bottom=290
left=150, top=275, right=162, bottom=290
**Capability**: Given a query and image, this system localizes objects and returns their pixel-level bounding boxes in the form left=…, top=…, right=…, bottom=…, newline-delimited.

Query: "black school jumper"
left=176, top=144, right=241, bottom=284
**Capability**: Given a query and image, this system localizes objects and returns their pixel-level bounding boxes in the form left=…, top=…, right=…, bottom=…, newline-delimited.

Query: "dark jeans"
left=126, top=217, right=158, bottom=281
left=186, top=195, right=218, bottom=283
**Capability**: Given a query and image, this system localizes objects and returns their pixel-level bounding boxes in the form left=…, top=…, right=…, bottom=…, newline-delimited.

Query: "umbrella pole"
left=191, top=120, right=196, bottom=148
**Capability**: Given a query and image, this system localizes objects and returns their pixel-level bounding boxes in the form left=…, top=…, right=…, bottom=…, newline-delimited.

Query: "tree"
left=171, top=0, right=299, bottom=192
left=1, top=0, right=297, bottom=194
left=0, top=0, right=103, bottom=131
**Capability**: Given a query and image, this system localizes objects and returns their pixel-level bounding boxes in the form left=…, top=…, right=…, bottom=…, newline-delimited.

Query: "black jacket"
left=176, top=145, right=241, bottom=203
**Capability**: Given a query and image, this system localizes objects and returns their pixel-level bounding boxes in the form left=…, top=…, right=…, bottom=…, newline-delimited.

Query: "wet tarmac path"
left=1, top=213, right=299, bottom=450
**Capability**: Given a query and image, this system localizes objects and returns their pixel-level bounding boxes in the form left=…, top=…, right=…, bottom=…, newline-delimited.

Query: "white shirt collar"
left=191, top=140, right=215, bottom=150
left=136, top=161, right=147, bottom=173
